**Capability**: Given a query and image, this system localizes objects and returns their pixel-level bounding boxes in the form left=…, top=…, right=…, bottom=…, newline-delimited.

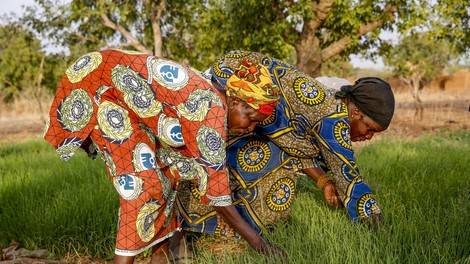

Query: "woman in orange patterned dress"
left=44, top=49, right=283, bottom=263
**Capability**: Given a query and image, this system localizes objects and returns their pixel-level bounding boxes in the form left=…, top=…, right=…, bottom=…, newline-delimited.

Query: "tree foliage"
left=426, top=0, right=469, bottom=56
left=382, top=0, right=468, bottom=120
left=22, top=0, right=209, bottom=59
left=0, top=23, right=45, bottom=102
left=186, top=0, right=402, bottom=76
left=21, top=0, right=407, bottom=76
left=385, top=33, right=451, bottom=83
left=3, top=0, right=467, bottom=101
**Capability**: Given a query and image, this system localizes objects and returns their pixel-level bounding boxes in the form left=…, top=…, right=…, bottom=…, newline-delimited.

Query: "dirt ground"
left=375, top=88, right=469, bottom=144
left=1, top=89, right=468, bottom=145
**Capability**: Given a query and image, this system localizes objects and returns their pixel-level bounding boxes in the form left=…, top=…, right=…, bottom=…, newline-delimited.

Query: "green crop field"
left=1, top=130, right=469, bottom=263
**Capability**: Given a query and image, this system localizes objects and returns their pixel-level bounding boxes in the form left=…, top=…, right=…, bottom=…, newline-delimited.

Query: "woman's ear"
left=231, top=97, right=242, bottom=104
left=227, top=96, right=241, bottom=110
left=351, top=107, right=362, bottom=120
left=354, top=107, right=361, bottom=115
left=230, top=97, right=245, bottom=108
left=349, top=104, right=362, bottom=120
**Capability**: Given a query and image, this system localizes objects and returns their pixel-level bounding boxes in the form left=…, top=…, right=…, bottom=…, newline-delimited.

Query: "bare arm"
left=302, top=167, right=343, bottom=208
left=213, top=205, right=287, bottom=259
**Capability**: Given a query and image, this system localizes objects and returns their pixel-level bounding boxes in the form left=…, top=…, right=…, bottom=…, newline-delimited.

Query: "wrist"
left=316, top=175, right=333, bottom=190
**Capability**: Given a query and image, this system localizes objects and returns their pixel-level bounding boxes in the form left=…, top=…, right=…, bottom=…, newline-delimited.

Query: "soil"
left=381, top=89, right=469, bottom=139
left=0, top=116, right=46, bottom=144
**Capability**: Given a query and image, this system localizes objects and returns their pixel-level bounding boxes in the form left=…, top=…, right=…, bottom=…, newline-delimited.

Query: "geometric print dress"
left=44, top=49, right=231, bottom=256
left=177, top=51, right=382, bottom=237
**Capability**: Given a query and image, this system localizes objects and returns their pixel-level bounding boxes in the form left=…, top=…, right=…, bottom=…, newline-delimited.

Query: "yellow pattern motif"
left=65, top=52, right=102, bottom=83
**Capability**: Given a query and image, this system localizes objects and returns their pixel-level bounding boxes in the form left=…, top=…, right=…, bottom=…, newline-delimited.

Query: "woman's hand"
left=258, top=241, right=288, bottom=260
left=301, top=167, right=344, bottom=209
left=213, top=205, right=287, bottom=260
left=322, top=182, right=343, bottom=208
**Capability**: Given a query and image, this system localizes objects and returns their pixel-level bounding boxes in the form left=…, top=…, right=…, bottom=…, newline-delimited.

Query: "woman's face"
left=227, top=97, right=269, bottom=137
left=349, top=110, right=385, bottom=142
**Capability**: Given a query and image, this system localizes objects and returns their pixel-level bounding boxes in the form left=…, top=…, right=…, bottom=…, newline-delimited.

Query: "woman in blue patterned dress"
left=174, top=51, right=395, bottom=248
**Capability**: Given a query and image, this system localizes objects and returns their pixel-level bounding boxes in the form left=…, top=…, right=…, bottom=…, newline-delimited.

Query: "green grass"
left=0, top=140, right=118, bottom=260
left=1, top=131, right=469, bottom=263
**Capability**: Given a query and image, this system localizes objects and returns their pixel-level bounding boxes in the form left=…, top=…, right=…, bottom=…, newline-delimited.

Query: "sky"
left=2, top=0, right=387, bottom=69
left=3, top=0, right=41, bottom=16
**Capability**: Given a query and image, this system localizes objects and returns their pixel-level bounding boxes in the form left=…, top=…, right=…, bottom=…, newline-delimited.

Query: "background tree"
left=23, top=0, right=206, bottom=59
left=429, top=0, right=469, bottom=56
left=382, top=0, right=468, bottom=121
left=181, top=0, right=406, bottom=76
left=23, top=0, right=413, bottom=76
left=16, top=0, right=470, bottom=93
left=0, top=23, right=45, bottom=103
left=384, top=32, right=454, bottom=120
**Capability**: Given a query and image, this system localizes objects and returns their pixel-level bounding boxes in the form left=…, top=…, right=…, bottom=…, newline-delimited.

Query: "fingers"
left=326, top=195, right=343, bottom=208
left=259, top=243, right=288, bottom=260
left=327, top=196, right=338, bottom=208
left=323, top=183, right=344, bottom=208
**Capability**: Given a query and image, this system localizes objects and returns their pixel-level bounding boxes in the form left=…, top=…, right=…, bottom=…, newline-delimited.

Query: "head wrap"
left=225, top=59, right=280, bottom=115
left=335, top=77, right=395, bottom=129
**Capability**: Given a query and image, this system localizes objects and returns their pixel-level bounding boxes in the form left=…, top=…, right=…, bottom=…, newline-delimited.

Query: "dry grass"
left=193, top=234, right=247, bottom=257
left=57, top=235, right=246, bottom=263
left=2, top=88, right=467, bottom=145
left=387, top=88, right=469, bottom=137
left=0, top=96, right=52, bottom=144
left=0, top=95, right=52, bottom=119
left=61, top=254, right=149, bottom=264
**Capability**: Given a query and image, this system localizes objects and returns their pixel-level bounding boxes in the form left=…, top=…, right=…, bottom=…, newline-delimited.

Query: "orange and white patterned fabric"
left=44, top=49, right=231, bottom=256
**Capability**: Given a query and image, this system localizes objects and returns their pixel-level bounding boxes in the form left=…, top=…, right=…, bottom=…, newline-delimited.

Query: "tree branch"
left=107, top=42, right=135, bottom=50
left=100, top=12, right=152, bottom=54
left=320, top=3, right=397, bottom=62
left=35, top=55, right=45, bottom=123
left=149, top=0, right=166, bottom=56
left=308, top=0, right=335, bottom=33
left=0, top=78, right=16, bottom=89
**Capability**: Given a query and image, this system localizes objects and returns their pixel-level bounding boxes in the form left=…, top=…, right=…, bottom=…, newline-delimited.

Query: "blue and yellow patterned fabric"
left=177, top=51, right=382, bottom=237
left=178, top=133, right=302, bottom=236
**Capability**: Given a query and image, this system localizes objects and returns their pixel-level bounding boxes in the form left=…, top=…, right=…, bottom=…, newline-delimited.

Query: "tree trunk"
left=402, top=76, right=424, bottom=121
left=296, top=0, right=335, bottom=77
left=296, top=38, right=323, bottom=77
left=411, top=77, right=424, bottom=120
left=149, top=0, right=166, bottom=56
left=296, top=1, right=397, bottom=77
